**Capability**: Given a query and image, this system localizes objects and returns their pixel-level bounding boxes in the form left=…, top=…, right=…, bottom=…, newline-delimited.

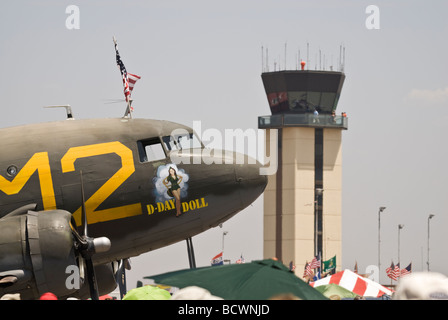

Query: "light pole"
left=398, top=224, right=404, bottom=266
left=427, top=214, right=435, bottom=271
left=222, top=231, right=228, bottom=260
left=378, top=206, right=386, bottom=279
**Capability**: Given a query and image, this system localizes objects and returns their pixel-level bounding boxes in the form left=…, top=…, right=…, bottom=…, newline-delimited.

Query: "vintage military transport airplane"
left=0, top=116, right=267, bottom=299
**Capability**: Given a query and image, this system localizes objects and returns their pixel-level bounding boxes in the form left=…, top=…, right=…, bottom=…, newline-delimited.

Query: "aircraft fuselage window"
left=162, top=133, right=202, bottom=152
left=162, top=136, right=177, bottom=151
left=137, top=138, right=167, bottom=162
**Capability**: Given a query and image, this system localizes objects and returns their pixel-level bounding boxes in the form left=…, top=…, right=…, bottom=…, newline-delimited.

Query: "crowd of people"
left=2, top=271, right=448, bottom=300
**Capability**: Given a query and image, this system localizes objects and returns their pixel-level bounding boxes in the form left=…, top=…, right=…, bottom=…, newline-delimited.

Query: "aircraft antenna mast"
left=43, top=105, right=74, bottom=120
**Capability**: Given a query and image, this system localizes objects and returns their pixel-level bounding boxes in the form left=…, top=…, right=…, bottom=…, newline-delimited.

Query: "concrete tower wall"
left=263, top=127, right=343, bottom=278
left=322, top=128, right=342, bottom=271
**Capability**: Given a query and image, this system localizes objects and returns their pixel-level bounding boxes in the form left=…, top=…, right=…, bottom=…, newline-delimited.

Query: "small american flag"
left=115, top=41, right=130, bottom=101
left=387, top=263, right=401, bottom=281
left=114, top=38, right=140, bottom=112
left=386, top=262, right=393, bottom=275
left=386, top=262, right=399, bottom=280
left=236, top=254, right=245, bottom=264
left=400, top=263, right=412, bottom=277
left=393, top=263, right=401, bottom=280
left=128, top=73, right=141, bottom=94
left=303, top=262, right=313, bottom=278
left=309, top=255, right=321, bottom=269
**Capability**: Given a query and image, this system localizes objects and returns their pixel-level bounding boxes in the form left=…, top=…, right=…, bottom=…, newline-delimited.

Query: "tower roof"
left=261, top=70, right=345, bottom=115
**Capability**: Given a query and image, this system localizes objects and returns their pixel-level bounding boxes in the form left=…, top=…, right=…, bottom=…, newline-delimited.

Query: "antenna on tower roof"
left=339, top=43, right=346, bottom=72
left=306, top=42, right=310, bottom=71
left=261, top=45, right=264, bottom=72
left=266, top=47, right=269, bottom=72
left=319, top=48, right=322, bottom=70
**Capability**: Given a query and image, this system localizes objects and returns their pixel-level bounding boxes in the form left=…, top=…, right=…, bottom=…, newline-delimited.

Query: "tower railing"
left=258, top=114, right=348, bottom=129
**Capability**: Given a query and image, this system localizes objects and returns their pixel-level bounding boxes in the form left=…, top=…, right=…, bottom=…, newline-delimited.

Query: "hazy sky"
left=1, top=1, right=447, bottom=287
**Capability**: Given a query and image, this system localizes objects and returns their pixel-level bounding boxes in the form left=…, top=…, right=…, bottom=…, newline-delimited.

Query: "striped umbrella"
left=309, top=269, right=392, bottom=298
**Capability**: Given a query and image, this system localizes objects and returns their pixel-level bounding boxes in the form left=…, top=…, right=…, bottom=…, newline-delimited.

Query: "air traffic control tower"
left=258, top=64, right=347, bottom=277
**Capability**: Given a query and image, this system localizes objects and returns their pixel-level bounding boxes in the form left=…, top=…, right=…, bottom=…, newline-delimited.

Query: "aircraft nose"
left=234, top=154, right=268, bottom=204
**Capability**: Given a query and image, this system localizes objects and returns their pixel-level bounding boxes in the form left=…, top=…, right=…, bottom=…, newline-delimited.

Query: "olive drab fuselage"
left=0, top=117, right=267, bottom=299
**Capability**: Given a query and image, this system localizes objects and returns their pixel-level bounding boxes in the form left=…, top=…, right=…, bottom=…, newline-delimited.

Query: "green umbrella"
left=122, top=285, right=171, bottom=300
left=145, top=259, right=327, bottom=300
left=314, top=283, right=358, bottom=299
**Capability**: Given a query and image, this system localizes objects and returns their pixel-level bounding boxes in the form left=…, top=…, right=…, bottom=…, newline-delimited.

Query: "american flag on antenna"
left=128, top=73, right=141, bottom=94
left=114, top=38, right=140, bottom=113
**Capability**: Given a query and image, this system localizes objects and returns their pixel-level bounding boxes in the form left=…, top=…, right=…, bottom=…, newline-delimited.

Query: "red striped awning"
left=310, top=269, right=392, bottom=297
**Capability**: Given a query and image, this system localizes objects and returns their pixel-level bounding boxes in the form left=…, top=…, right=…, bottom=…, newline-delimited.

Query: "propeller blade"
left=78, top=256, right=85, bottom=284
left=114, top=258, right=131, bottom=299
left=85, top=257, right=99, bottom=300
left=80, top=170, right=88, bottom=237
left=117, top=260, right=127, bottom=299
left=69, top=171, right=111, bottom=300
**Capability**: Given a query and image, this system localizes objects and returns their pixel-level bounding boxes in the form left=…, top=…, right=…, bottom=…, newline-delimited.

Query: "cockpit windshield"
left=162, top=132, right=203, bottom=152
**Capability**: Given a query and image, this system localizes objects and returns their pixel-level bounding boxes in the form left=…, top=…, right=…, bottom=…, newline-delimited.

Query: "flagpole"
left=318, top=252, right=322, bottom=277
left=427, top=214, right=435, bottom=271
left=222, top=231, right=228, bottom=263
left=124, top=99, right=132, bottom=119
left=378, top=206, right=386, bottom=284
left=398, top=224, right=404, bottom=267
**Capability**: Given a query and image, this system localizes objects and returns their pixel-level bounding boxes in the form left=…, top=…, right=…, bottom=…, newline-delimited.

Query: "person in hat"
left=39, top=292, right=58, bottom=300
left=393, top=272, right=448, bottom=300
left=1, top=293, right=21, bottom=300
left=171, top=286, right=223, bottom=300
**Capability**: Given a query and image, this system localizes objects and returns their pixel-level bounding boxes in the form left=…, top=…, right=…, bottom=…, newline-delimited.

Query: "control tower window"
left=289, top=91, right=337, bottom=114
left=307, top=91, right=321, bottom=108
left=320, top=92, right=337, bottom=110
left=289, top=91, right=308, bottom=111
left=137, top=138, right=167, bottom=162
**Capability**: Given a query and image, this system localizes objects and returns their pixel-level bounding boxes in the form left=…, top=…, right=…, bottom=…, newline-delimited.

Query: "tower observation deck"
left=259, top=70, right=347, bottom=130
left=259, top=66, right=348, bottom=278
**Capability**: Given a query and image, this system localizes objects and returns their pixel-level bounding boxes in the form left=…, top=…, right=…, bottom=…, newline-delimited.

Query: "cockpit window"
left=137, top=138, right=167, bottom=162
left=162, top=132, right=202, bottom=152
left=162, top=135, right=177, bottom=151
